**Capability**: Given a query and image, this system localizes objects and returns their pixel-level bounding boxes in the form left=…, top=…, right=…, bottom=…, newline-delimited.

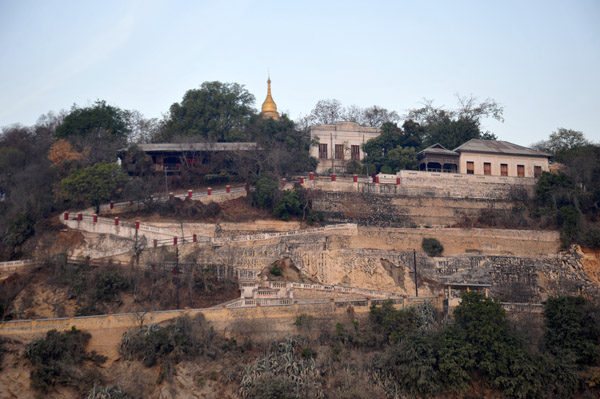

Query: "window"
left=484, top=162, right=491, bottom=175
left=534, top=166, right=542, bottom=178
left=500, top=164, right=508, bottom=176
left=318, top=144, right=327, bottom=159
left=517, top=165, right=525, bottom=177
left=351, top=145, right=360, bottom=161
left=466, top=161, right=474, bottom=174
left=335, top=144, right=344, bottom=160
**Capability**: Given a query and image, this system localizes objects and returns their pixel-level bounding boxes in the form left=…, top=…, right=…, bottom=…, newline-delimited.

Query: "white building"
left=310, top=122, right=379, bottom=173
left=417, top=139, right=551, bottom=178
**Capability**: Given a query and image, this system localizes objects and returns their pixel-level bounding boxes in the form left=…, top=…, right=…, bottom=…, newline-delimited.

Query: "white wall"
left=310, top=122, right=379, bottom=173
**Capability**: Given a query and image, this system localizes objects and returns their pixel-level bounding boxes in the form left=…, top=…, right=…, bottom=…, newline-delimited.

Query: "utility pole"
left=413, top=249, right=418, bottom=297
left=175, top=246, right=180, bottom=309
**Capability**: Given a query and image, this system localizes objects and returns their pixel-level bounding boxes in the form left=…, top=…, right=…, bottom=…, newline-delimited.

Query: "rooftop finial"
left=261, top=72, right=279, bottom=120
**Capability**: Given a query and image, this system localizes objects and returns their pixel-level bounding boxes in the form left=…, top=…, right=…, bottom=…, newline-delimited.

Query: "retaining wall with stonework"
left=302, top=170, right=535, bottom=200
left=301, top=171, right=535, bottom=227
left=137, top=226, right=598, bottom=303
left=311, top=191, right=514, bottom=227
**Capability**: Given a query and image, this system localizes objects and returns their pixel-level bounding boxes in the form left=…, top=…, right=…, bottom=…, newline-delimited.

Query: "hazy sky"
left=1, top=0, right=598, bottom=146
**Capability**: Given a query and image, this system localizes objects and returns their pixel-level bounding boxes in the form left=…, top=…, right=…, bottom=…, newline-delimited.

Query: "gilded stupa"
left=261, top=76, right=280, bottom=119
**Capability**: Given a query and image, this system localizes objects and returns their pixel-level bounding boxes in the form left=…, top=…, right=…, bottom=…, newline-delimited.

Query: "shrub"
left=380, top=165, right=393, bottom=174
left=95, top=272, right=130, bottom=302
left=422, top=237, right=444, bottom=257
left=270, top=264, right=282, bottom=277
left=274, top=189, right=303, bottom=221
left=294, top=313, right=315, bottom=329
left=246, top=374, right=298, bottom=399
left=253, top=174, right=278, bottom=209
left=346, top=160, right=362, bottom=175
left=24, top=327, right=105, bottom=394
left=373, top=331, right=442, bottom=397
left=306, top=210, right=324, bottom=225
left=583, top=225, right=600, bottom=249
left=119, top=315, right=226, bottom=382
left=369, top=301, right=417, bottom=343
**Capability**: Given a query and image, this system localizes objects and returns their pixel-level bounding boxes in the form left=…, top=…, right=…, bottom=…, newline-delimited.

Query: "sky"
left=0, top=0, right=599, bottom=147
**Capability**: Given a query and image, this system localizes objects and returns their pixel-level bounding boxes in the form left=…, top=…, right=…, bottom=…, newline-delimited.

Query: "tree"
left=0, top=122, right=56, bottom=260
left=387, top=146, right=418, bottom=171
left=308, top=99, right=344, bottom=125
left=531, top=128, right=589, bottom=159
left=243, top=115, right=317, bottom=178
left=361, top=122, right=419, bottom=172
left=543, top=296, right=600, bottom=366
left=55, top=100, right=130, bottom=141
left=60, top=162, right=128, bottom=213
left=408, top=96, right=503, bottom=149
left=156, top=81, right=256, bottom=142
left=274, top=189, right=303, bottom=221
left=361, top=105, right=400, bottom=128
left=304, top=100, right=399, bottom=128
left=252, top=174, right=278, bottom=209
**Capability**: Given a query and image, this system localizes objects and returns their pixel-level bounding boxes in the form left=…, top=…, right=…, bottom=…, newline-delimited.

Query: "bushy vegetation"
left=422, top=237, right=444, bottom=257
left=24, top=327, right=106, bottom=394
left=239, top=337, right=323, bottom=399
left=371, top=292, right=600, bottom=399
left=119, top=315, right=232, bottom=383
left=249, top=174, right=322, bottom=223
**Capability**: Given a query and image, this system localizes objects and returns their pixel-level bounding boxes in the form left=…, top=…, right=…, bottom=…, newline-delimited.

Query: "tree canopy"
left=531, top=128, right=589, bottom=160
left=300, top=99, right=399, bottom=128
left=156, top=81, right=256, bottom=142
left=361, top=121, right=422, bottom=173
left=60, top=162, right=128, bottom=214
left=54, top=100, right=130, bottom=141
left=407, top=96, right=502, bottom=149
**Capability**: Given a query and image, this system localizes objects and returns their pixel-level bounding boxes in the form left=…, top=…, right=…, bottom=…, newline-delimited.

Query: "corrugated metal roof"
left=418, top=143, right=459, bottom=156
left=453, top=139, right=551, bottom=157
left=120, top=142, right=259, bottom=152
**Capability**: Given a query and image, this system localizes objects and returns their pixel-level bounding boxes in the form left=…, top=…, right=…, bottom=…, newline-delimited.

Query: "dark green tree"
left=60, top=162, right=128, bottom=213
left=55, top=100, right=130, bottom=141
left=252, top=174, right=278, bottom=209
left=156, top=81, right=256, bottom=142
left=373, top=331, right=442, bottom=397
left=543, top=296, right=600, bottom=366
left=274, top=189, right=303, bottom=221
left=408, top=96, right=502, bottom=150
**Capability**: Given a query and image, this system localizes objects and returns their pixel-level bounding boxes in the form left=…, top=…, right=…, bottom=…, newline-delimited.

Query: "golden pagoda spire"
left=261, top=74, right=280, bottom=119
